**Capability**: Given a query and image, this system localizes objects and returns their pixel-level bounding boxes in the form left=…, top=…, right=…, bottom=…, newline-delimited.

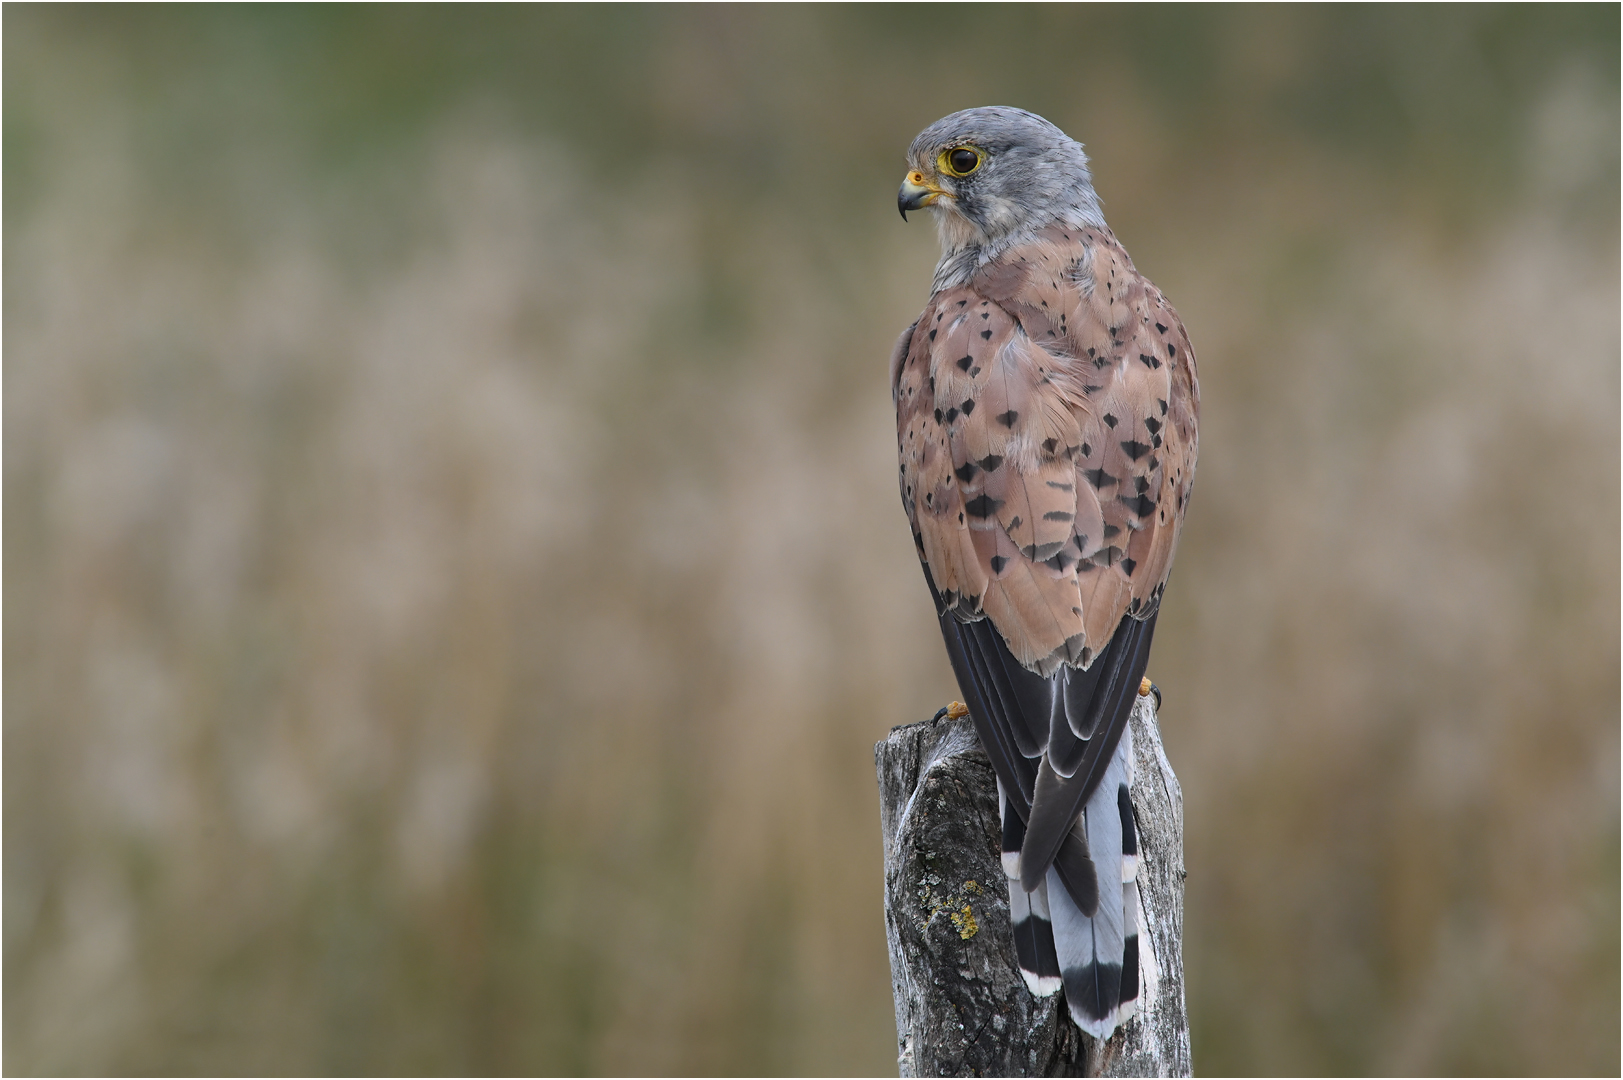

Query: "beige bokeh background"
left=5, top=7, right=1617, bottom=1075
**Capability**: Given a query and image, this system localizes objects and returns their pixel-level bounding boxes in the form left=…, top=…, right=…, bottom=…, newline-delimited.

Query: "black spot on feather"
left=1118, top=493, right=1157, bottom=517
left=996, top=410, right=1019, bottom=428
left=1084, top=468, right=1117, bottom=489
left=964, top=494, right=1003, bottom=518
left=961, top=399, right=975, bottom=415
left=957, top=355, right=974, bottom=370
left=1120, top=439, right=1151, bottom=460
left=1103, top=413, right=1118, bottom=428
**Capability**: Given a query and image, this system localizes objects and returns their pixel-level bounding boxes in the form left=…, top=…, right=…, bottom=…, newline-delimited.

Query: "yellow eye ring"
left=939, top=146, right=983, bottom=177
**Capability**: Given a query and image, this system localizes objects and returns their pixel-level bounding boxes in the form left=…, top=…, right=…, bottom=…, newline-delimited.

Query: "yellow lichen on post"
left=950, top=903, right=979, bottom=939
left=917, top=878, right=984, bottom=939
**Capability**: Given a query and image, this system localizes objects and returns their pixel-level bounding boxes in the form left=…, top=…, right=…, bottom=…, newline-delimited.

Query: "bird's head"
left=899, top=107, right=1104, bottom=265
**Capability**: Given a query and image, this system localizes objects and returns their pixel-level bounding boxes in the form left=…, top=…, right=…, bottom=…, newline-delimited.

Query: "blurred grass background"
left=4, top=5, right=1617, bottom=1075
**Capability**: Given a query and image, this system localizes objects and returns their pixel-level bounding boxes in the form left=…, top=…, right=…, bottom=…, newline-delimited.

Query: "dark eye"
left=948, top=148, right=980, bottom=175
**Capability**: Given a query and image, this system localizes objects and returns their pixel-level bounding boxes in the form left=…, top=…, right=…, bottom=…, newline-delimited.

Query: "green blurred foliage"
left=5, top=5, right=1617, bottom=1075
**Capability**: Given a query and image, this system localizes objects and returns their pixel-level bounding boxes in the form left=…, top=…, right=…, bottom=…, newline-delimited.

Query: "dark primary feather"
left=1019, top=610, right=1155, bottom=894
left=930, top=562, right=1157, bottom=894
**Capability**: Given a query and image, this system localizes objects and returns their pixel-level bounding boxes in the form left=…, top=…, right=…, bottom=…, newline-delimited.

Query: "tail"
left=999, top=726, right=1141, bottom=1039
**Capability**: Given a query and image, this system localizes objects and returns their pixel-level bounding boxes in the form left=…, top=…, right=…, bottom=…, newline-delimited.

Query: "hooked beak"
left=898, top=171, right=948, bottom=221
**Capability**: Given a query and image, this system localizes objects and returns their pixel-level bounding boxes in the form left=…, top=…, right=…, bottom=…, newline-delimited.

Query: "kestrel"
left=891, top=107, right=1199, bottom=1040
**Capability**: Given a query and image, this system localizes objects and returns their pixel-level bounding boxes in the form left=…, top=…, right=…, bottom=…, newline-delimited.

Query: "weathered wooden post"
left=875, top=694, right=1192, bottom=1077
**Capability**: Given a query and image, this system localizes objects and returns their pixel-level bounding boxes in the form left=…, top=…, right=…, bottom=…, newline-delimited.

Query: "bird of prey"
left=891, top=107, right=1199, bottom=1040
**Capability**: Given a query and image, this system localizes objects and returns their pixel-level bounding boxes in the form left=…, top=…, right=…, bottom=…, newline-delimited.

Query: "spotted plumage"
left=892, top=107, right=1199, bottom=1040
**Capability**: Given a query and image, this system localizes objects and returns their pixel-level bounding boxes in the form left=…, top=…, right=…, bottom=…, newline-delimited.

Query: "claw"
left=932, top=700, right=971, bottom=724
left=1138, top=677, right=1162, bottom=710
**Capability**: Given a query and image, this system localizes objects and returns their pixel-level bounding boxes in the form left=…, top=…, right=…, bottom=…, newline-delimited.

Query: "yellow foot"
left=931, top=700, right=971, bottom=724
left=1138, top=677, right=1163, bottom=710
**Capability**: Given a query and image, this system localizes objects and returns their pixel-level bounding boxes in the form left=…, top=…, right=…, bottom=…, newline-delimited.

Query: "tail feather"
left=930, top=561, right=1147, bottom=1041
left=1119, top=878, right=1141, bottom=1018
left=1118, top=771, right=1141, bottom=1021
left=1000, top=782, right=1062, bottom=996
left=1047, top=724, right=1140, bottom=1038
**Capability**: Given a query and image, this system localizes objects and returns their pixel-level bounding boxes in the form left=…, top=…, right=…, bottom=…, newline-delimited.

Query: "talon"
left=1138, top=677, right=1162, bottom=710
left=941, top=700, right=969, bottom=721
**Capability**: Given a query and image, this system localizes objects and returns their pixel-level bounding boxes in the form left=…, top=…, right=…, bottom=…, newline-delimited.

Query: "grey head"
left=898, top=107, right=1104, bottom=289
